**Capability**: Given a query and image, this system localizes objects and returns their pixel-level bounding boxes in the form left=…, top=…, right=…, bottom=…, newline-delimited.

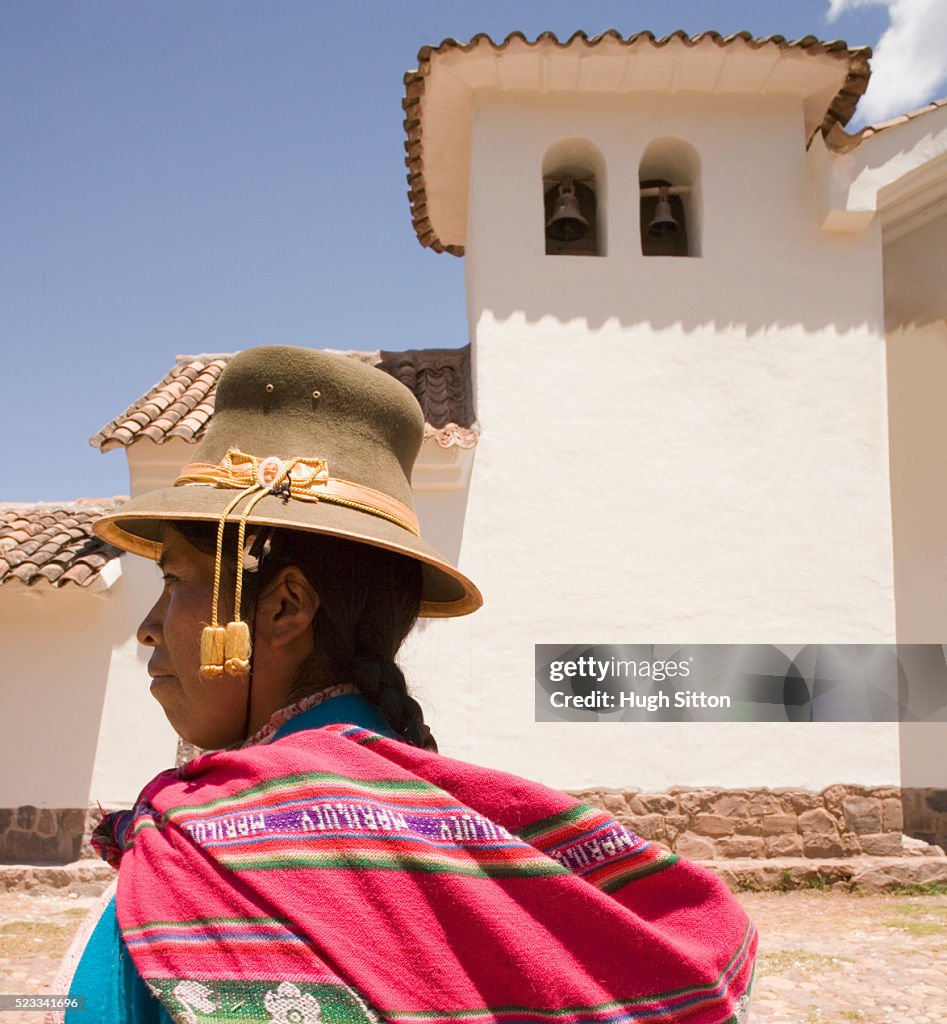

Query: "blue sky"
left=1, top=1, right=941, bottom=502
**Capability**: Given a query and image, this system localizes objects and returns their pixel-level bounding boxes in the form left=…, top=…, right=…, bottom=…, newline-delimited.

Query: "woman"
left=57, top=345, right=755, bottom=1024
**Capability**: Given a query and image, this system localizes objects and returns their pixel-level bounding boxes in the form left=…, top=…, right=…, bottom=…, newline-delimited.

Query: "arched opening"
left=542, top=138, right=606, bottom=257
left=638, top=138, right=702, bottom=258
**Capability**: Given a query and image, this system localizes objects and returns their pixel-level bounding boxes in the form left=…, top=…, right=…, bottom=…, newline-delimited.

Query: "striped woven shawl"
left=100, top=724, right=756, bottom=1024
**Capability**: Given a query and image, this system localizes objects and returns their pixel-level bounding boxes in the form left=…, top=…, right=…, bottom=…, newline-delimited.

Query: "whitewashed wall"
left=0, top=586, right=122, bottom=807
left=401, top=90, right=901, bottom=791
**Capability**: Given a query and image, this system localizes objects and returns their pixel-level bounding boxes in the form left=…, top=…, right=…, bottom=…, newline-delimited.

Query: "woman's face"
left=137, top=526, right=251, bottom=750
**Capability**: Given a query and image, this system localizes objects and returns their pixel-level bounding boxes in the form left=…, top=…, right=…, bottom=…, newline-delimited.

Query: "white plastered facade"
left=403, top=88, right=902, bottom=791
left=396, top=41, right=947, bottom=792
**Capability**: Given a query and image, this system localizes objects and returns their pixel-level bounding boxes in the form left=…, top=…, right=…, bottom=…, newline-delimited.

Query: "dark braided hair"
left=174, top=521, right=437, bottom=751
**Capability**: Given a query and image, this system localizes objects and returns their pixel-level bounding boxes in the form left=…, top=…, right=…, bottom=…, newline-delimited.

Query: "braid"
left=275, top=530, right=434, bottom=750
left=352, top=653, right=438, bottom=752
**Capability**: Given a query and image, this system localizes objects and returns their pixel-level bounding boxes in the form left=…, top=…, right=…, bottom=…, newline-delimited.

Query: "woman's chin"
left=175, top=721, right=244, bottom=752
left=147, top=683, right=245, bottom=750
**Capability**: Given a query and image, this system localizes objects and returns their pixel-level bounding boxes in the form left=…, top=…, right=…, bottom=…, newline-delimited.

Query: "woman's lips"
left=148, top=656, right=172, bottom=679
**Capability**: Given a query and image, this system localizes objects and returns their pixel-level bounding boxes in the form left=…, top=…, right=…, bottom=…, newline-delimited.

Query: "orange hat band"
left=175, top=449, right=420, bottom=537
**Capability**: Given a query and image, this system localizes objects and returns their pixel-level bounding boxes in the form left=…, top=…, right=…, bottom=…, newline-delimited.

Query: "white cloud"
left=827, top=0, right=947, bottom=123
left=827, top=0, right=885, bottom=18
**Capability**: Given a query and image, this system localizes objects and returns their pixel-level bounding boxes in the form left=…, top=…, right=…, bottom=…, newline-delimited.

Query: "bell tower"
left=401, top=32, right=909, bottom=795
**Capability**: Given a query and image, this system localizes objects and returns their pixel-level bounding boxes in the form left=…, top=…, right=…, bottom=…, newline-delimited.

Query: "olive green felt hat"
left=93, top=345, right=482, bottom=617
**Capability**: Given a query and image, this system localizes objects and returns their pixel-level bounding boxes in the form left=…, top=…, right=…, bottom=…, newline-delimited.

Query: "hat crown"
left=199, top=346, right=423, bottom=509
left=93, top=344, right=481, bottom=616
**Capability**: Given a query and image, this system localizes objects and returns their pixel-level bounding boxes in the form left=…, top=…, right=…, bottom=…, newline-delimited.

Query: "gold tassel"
left=199, top=476, right=278, bottom=684
left=200, top=625, right=226, bottom=680
left=224, top=620, right=252, bottom=676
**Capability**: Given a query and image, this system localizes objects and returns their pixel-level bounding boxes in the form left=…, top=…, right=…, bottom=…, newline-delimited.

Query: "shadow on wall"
left=886, top=322, right=947, bottom=646
left=887, top=320, right=947, bottom=795
left=415, top=483, right=474, bottom=573
left=901, top=782, right=947, bottom=849
left=470, top=239, right=882, bottom=335
left=883, top=210, right=947, bottom=331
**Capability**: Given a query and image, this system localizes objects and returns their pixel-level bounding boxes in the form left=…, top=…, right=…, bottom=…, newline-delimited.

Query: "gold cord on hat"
left=186, top=450, right=420, bottom=682
left=199, top=486, right=266, bottom=681
left=177, top=450, right=420, bottom=536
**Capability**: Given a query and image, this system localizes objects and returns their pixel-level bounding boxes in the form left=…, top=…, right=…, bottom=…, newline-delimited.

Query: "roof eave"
left=404, top=29, right=872, bottom=255
left=816, top=99, right=947, bottom=236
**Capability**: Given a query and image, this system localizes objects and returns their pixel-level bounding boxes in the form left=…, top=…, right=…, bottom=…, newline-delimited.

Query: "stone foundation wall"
left=0, top=806, right=86, bottom=864
left=4, top=786, right=945, bottom=865
left=902, top=789, right=947, bottom=851
left=575, top=785, right=912, bottom=859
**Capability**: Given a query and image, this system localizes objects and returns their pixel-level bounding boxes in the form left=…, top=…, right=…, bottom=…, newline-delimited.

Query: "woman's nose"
left=137, top=592, right=166, bottom=648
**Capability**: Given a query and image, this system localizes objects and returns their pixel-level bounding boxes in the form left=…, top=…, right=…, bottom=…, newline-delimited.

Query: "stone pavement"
left=743, top=890, right=947, bottom=1023
left=0, top=888, right=94, bottom=1024
left=0, top=873, right=945, bottom=1023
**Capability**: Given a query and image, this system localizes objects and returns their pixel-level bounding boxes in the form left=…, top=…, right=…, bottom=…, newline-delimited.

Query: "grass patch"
left=889, top=901, right=947, bottom=917
left=885, top=882, right=947, bottom=897
left=777, top=868, right=796, bottom=891
left=772, top=868, right=852, bottom=893
left=881, top=899, right=947, bottom=937
left=734, top=868, right=847, bottom=892
left=0, top=919, right=79, bottom=959
left=759, top=950, right=854, bottom=975
left=883, top=917, right=946, bottom=936
left=885, top=918, right=943, bottom=937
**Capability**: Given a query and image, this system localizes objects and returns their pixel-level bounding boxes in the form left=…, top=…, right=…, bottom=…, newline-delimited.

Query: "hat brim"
left=94, top=485, right=482, bottom=618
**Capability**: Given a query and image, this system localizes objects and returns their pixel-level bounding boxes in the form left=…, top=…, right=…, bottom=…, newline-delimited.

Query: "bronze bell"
left=648, top=189, right=678, bottom=237
left=546, top=183, right=589, bottom=243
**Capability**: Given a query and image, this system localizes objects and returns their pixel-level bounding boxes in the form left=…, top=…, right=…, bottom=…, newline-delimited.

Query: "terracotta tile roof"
left=89, top=356, right=228, bottom=452
left=0, top=500, right=125, bottom=590
left=378, top=347, right=477, bottom=449
left=91, top=347, right=479, bottom=452
left=403, top=30, right=873, bottom=255
left=827, top=96, right=947, bottom=153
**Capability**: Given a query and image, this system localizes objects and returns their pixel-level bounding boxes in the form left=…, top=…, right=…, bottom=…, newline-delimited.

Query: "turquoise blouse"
left=66, top=694, right=397, bottom=1023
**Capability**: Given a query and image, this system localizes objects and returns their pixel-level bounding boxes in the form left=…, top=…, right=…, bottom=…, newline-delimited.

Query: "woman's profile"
left=52, top=344, right=756, bottom=1024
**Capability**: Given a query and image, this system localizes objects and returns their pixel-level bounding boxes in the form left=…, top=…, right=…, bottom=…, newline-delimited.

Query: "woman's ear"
left=255, top=566, right=319, bottom=649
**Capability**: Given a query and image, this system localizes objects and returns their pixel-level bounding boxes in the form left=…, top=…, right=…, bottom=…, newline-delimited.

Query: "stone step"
left=0, top=859, right=115, bottom=895
left=2, top=853, right=945, bottom=897
left=700, top=855, right=947, bottom=892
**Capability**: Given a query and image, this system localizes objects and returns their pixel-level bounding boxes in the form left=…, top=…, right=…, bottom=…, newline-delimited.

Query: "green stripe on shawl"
left=215, top=850, right=569, bottom=878
left=163, top=770, right=447, bottom=821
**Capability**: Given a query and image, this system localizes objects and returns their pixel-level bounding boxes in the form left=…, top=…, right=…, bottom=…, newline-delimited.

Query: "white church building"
left=1, top=30, right=945, bottom=869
